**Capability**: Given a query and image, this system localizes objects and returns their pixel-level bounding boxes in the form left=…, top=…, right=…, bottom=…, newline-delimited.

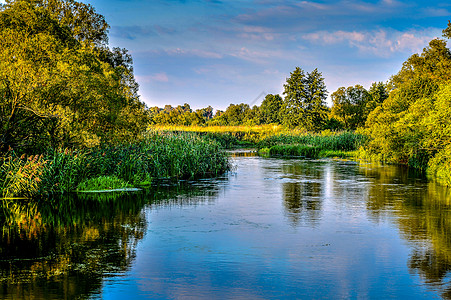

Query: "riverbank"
left=0, top=132, right=230, bottom=199
left=153, top=126, right=451, bottom=187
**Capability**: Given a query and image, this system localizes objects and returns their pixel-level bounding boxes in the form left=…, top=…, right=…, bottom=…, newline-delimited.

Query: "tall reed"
left=257, top=131, right=367, bottom=151
left=0, top=132, right=230, bottom=199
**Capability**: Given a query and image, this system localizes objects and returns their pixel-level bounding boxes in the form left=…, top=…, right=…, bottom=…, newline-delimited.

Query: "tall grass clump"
left=269, top=145, right=321, bottom=158
left=0, top=153, right=46, bottom=199
left=257, top=131, right=367, bottom=152
left=0, top=132, right=230, bottom=199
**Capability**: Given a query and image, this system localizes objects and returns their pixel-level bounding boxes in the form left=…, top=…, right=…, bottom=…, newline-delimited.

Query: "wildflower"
left=35, top=177, right=41, bottom=183
left=20, top=154, right=26, bottom=160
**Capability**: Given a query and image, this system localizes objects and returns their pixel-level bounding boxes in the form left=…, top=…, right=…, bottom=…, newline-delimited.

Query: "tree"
left=214, top=103, right=250, bottom=126
left=304, top=68, right=328, bottom=130
left=260, top=94, right=282, bottom=124
left=331, top=85, right=371, bottom=130
left=390, top=39, right=451, bottom=89
left=281, top=67, right=328, bottom=131
left=442, top=20, right=451, bottom=39
left=0, top=0, right=147, bottom=152
left=367, top=82, right=389, bottom=112
left=363, top=35, right=451, bottom=171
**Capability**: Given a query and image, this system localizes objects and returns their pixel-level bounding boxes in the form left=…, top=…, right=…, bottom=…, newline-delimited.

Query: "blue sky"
left=6, top=0, right=451, bottom=110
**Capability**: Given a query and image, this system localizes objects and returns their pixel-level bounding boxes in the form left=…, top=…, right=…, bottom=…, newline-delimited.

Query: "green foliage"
left=257, top=131, right=366, bottom=152
left=213, top=103, right=258, bottom=126
left=0, top=132, right=230, bottom=199
left=0, top=0, right=147, bottom=153
left=77, top=176, right=131, bottom=191
left=148, top=104, right=214, bottom=126
left=0, top=153, right=46, bottom=198
left=443, top=20, right=451, bottom=39
left=331, top=85, right=372, bottom=130
left=362, top=36, right=451, bottom=182
left=281, top=67, right=328, bottom=131
left=428, top=145, right=451, bottom=186
left=269, top=144, right=321, bottom=158
left=318, top=150, right=356, bottom=158
left=260, top=94, right=283, bottom=124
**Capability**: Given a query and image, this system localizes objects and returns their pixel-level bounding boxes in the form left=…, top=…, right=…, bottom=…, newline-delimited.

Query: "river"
left=1, top=153, right=451, bottom=299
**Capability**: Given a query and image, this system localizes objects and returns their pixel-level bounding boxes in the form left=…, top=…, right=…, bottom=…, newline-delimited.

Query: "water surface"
left=1, top=155, right=451, bottom=299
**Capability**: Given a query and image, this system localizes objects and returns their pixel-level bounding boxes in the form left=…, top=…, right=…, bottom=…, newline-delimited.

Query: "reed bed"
left=0, top=132, right=229, bottom=199
left=257, top=131, right=366, bottom=158
left=257, top=131, right=367, bottom=151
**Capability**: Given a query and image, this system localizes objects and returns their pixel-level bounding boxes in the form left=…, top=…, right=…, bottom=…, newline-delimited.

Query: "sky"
left=3, top=0, right=451, bottom=110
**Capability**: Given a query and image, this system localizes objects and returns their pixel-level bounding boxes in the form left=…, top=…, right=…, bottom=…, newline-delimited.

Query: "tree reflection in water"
left=360, top=163, right=451, bottom=299
left=0, top=181, right=223, bottom=299
left=281, top=162, right=324, bottom=227
left=278, top=159, right=451, bottom=298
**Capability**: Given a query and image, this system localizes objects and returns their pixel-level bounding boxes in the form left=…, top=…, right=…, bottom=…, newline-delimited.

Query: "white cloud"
left=302, top=29, right=437, bottom=57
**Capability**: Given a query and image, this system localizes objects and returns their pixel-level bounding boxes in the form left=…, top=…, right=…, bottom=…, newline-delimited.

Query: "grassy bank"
left=0, top=132, right=229, bottom=199
left=256, top=131, right=366, bottom=159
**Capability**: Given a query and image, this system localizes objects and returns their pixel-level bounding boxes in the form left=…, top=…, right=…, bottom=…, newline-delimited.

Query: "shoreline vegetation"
left=2, top=0, right=451, bottom=201
left=0, top=132, right=230, bottom=199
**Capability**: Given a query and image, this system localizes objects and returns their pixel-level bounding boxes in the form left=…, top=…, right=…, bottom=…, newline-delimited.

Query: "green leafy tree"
left=390, top=39, right=451, bottom=89
left=281, top=67, right=328, bottom=131
left=0, top=0, right=147, bottom=152
left=304, top=68, right=329, bottom=130
left=260, top=94, right=282, bottom=124
left=367, top=82, right=389, bottom=113
left=214, top=103, right=251, bottom=126
left=364, top=35, right=451, bottom=171
left=442, top=20, right=451, bottom=39
left=331, top=85, right=371, bottom=130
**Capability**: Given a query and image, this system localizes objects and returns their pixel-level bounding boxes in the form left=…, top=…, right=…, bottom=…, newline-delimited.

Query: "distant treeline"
left=148, top=71, right=388, bottom=132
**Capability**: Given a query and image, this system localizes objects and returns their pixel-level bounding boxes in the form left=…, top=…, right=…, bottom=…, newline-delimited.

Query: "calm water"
left=2, top=154, right=451, bottom=299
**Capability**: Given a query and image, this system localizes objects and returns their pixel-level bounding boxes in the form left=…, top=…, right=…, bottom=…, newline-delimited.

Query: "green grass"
left=77, top=176, right=132, bottom=192
left=269, top=145, right=322, bottom=158
left=319, top=150, right=358, bottom=158
left=255, top=131, right=366, bottom=159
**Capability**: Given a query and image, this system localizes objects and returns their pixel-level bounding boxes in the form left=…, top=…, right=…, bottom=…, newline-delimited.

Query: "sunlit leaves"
left=0, top=0, right=147, bottom=152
